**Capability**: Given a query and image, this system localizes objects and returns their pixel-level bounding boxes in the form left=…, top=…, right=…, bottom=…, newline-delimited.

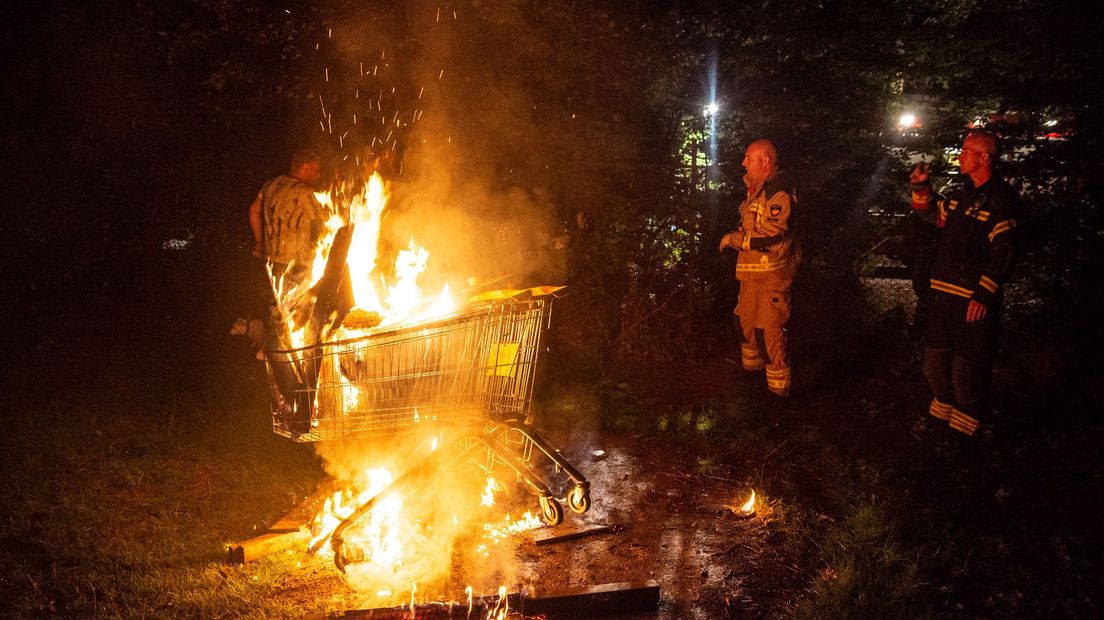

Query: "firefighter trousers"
left=922, top=292, right=999, bottom=436
left=734, top=278, right=791, bottom=396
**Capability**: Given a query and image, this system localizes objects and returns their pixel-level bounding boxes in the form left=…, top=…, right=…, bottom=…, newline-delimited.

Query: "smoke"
left=294, top=3, right=581, bottom=600
left=308, top=0, right=567, bottom=292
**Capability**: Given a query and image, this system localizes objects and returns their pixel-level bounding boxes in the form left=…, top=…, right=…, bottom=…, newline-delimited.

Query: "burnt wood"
left=521, top=580, right=661, bottom=617
left=227, top=528, right=308, bottom=564
left=530, top=522, right=611, bottom=545
left=227, top=485, right=333, bottom=564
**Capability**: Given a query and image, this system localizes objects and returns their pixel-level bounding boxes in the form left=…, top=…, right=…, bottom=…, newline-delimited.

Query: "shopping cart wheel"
left=333, top=540, right=365, bottom=573
left=567, top=485, right=590, bottom=514
left=539, top=495, right=563, bottom=526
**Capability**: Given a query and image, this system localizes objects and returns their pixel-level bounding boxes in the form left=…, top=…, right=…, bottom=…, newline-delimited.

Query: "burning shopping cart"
left=264, top=296, right=591, bottom=570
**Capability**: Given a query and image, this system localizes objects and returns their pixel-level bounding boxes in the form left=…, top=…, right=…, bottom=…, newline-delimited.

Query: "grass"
left=2, top=304, right=1101, bottom=617
left=595, top=322, right=1104, bottom=618
left=0, top=331, right=332, bottom=618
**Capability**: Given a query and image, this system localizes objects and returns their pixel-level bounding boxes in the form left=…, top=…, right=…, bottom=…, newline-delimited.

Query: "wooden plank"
left=521, top=580, right=660, bottom=617
left=227, top=484, right=334, bottom=564
left=269, top=486, right=334, bottom=531
left=301, top=594, right=522, bottom=619
left=308, top=581, right=659, bottom=619
left=529, top=522, right=611, bottom=545
left=228, top=528, right=309, bottom=564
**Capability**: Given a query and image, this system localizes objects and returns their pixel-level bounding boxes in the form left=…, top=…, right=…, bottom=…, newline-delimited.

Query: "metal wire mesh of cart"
left=266, top=298, right=549, bottom=442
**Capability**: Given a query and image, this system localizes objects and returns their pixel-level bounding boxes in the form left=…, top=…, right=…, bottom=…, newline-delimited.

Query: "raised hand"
left=910, top=162, right=930, bottom=185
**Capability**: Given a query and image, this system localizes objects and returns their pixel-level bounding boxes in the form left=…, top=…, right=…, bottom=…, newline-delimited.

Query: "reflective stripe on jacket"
left=734, top=170, right=799, bottom=282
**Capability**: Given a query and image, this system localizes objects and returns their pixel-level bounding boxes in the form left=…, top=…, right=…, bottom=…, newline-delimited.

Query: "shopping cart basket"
left=263, top=297, right=591, bottom=569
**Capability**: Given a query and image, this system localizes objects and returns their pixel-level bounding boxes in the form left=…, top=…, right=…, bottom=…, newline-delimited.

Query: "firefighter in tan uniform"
left=719, top=140, right=799, bottom=396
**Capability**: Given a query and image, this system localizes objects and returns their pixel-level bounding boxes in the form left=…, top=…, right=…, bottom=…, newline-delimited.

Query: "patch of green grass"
left=0, top=355, right=329, bottom=617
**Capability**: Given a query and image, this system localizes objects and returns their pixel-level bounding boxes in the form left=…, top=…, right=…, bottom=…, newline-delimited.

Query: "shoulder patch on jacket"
left=762, top=172, right=795, bottom=203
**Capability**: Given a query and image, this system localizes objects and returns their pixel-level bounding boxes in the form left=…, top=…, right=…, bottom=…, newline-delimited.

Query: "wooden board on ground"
left=521, top=580, right=661, bottom=617
left=227, top=529, right=310, bottom=564
left=304, top=582, right=659, bottom=619
left=530, top=522, right=611, bottom=545
left=227, top=484, right=334, bottom=564
left=301, top=594, right=522, bottom=619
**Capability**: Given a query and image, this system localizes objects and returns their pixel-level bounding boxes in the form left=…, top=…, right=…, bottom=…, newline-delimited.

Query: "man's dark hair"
left=290, top=149, right=321, bottom=170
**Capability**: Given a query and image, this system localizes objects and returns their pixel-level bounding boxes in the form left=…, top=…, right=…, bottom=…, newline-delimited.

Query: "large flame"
left=309, top=467, right=403, bottom=567
left=310, top=462, right=546, bottom=602
left=279, top=170, right=544, bottom=604
left=269, top=171, right=457, bottom=350
left=336, top=172, right=456, bottom=333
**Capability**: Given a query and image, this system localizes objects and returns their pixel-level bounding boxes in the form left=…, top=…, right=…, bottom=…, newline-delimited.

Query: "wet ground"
left=266, top=427, right=800, bottom=619
left=508, top=432, right=797, bottom=619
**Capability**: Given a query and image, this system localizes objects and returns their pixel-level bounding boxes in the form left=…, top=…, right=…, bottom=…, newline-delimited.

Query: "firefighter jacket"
left=733, top=170, right=798, bottom=282
left=912, top=176, right=1019, bottom=306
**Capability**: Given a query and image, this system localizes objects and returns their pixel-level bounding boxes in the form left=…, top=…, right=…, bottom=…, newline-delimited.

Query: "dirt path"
left=265, top=430, right=801, bottom=619
left=510, top=432, right=800, bottom=619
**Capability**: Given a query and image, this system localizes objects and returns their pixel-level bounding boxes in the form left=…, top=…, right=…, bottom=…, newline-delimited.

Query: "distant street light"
left=704, top=102, right=719, bottom=117
left=898, top=112, right=918, bottom=128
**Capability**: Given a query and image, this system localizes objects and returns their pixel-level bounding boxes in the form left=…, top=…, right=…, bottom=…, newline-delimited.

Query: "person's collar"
left=968, top=169, right=993, bottom=189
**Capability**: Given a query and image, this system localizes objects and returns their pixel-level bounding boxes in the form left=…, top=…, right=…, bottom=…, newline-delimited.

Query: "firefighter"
left=910, top=131, right=1019, bottom=437
left=719, top=139, right=799, bottom=396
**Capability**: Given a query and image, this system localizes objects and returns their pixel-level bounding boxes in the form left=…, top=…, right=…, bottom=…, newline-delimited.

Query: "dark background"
left=4, top=0, right=1102, bottom=384
left=1, top=1, right=1103, bottom=614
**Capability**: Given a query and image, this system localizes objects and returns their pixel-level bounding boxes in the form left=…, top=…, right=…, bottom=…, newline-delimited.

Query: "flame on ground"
left=309, top=459, right=544, bottom=602
left=309, top=467, right=402, bottom=566
left=739, top=490, right=756, bottom=515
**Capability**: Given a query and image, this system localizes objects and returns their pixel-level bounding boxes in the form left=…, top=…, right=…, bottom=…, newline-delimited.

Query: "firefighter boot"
left=923, top=347, right=954, bottom=422
left=948, top=355, right=990, bottom=437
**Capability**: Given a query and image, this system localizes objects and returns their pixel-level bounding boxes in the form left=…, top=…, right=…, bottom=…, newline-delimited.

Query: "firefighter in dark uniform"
left=910, top=131, right=1018, bottom=436
left=719, top=139, right=799, bottom=396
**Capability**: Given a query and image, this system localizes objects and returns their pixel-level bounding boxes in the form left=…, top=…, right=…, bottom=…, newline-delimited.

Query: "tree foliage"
left=4, top=0, right=1101, bottom=376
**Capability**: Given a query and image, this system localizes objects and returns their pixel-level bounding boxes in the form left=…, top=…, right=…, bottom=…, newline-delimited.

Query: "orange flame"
left=740, top=490, right=756, bottom=515
left=273, top=170, right=459, bottom=351
left=333, top=172, right=456, bottom=334
left=309, top=467, right=402, bottom=564
left=481, top=476, right=497, bottom=507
